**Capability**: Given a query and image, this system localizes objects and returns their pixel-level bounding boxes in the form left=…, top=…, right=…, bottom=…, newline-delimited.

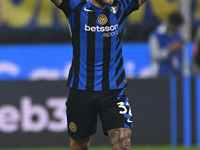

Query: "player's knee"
left=119, top=136, right=131, bottom=149
left=118, top=129, right=131, bottom=147
left=108, top=128, right=132, bottom=149
left=70, top=137, right=91, bottom=150
left=116, top=128, right=131, bottom=140
left=77, top=142, right=90, bottom=150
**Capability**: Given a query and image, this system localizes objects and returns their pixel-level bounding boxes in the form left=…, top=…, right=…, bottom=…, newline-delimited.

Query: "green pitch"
left=1, top=146, right=200, bottom=150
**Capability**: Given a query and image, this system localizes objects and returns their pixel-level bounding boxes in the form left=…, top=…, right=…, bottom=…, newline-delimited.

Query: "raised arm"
left=138, top=0, right=147, bottom=6
left=50, top=0, right=63, bottom=6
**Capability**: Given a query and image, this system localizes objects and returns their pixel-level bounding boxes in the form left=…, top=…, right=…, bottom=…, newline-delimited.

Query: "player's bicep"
left=125, top=0, right=139, bottom=16
left=50, top=0, right=63, bottom=6
left=138, top=0, right=147, bottom=7
left=57, top=0, right=82, bottom=17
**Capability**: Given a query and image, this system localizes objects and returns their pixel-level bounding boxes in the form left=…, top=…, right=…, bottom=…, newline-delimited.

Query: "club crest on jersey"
left=98, top=14, right=108, bottom=25
left=109, top=6, right=117, bottom=13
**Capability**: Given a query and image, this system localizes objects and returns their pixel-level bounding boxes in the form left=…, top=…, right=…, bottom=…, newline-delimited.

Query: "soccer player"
left=50, top=0, right=147, bottom=149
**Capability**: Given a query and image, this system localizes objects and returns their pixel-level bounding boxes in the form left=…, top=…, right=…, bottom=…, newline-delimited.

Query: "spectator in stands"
left=191, top=26, right=200, bottom=75
left=149, top=12, right=189, bottom=77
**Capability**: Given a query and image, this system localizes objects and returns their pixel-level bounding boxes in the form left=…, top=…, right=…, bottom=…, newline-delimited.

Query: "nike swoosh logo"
left=84, top=7, right=94, bottom=12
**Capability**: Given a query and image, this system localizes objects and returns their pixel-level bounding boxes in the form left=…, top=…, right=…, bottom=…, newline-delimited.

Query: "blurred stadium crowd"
left=0, top=0, right=199, bottom=43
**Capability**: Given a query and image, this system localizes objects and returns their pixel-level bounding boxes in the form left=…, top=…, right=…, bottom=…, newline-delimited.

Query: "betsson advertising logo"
left=0, top=96, right=67, bottom=133
left=85, top=24, right=119, bottom=38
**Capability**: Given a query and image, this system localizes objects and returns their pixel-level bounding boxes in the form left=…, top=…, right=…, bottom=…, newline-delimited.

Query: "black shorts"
left=66, top=88, right=133, bottom=139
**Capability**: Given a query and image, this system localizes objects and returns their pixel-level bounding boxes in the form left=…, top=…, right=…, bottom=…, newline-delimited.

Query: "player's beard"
left=96, top=0, right=114, bottom=7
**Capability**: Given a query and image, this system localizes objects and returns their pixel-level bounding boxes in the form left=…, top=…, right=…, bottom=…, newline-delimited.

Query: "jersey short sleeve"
left=118, top=0, right=139, bottom=16
left=58, top=0, right=82, bottom=17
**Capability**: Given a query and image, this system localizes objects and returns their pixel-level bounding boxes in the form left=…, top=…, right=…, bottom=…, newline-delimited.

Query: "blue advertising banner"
left=0, top=43, right=193, bottom=80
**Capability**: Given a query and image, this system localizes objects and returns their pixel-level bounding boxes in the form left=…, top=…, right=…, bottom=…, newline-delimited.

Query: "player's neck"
left=90, top=0, right=107, bottom=9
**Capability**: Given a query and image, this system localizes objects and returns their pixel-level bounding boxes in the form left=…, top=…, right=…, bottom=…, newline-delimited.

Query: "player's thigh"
left=107, top=128, right=132, bottom=140
left=66, top=89, right=98, bottom=139
left=99, top=88, right=133, bottom=135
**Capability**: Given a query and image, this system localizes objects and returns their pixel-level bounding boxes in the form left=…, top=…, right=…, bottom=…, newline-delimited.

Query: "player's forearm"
left=50, top=0, right=63, bottom=6
left=138, top=0, right=147, bottom=6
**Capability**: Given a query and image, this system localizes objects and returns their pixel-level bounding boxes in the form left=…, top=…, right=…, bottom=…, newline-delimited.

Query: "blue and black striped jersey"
left=58, top=0, right=139, bottom=91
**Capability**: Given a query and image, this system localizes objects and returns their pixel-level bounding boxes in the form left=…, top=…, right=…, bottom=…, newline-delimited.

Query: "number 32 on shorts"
left=117, top=100, right=133, bottom=123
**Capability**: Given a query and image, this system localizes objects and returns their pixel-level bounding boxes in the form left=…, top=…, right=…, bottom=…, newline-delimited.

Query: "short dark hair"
left=169, top=12, right=184, bottom=27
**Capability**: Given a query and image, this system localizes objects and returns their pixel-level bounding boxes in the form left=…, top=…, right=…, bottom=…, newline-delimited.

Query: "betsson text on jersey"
left=85, top=24, right=119, bottom=37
